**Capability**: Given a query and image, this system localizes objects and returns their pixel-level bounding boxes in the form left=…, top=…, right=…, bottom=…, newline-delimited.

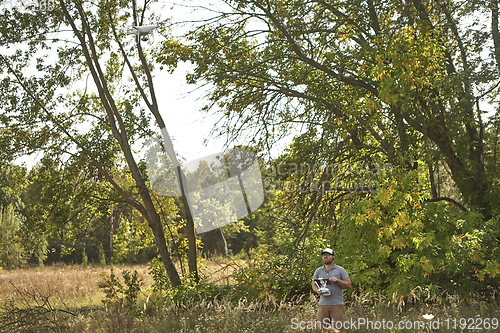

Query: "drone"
left=127, top=22, right=160, bottom=43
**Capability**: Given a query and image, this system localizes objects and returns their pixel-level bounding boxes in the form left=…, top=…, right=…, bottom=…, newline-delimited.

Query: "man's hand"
left=329, top=277, right=339, bottom=283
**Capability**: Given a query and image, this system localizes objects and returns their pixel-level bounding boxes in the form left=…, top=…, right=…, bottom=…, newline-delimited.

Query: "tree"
left=0, top=163, right=29, bottom=268
left=178, top=0, right=499, bottom=219
left=0, top=204, right=26, bottom=268
left=165, top=0, right=500, bottom=294
left=0, top=0, right=197, bottom=286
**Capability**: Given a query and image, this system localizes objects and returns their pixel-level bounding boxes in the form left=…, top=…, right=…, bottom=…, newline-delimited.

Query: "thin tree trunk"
left=219, top=227, right=228, bottom=257
left=177, top=166, right=199, bottom=282
left=109, top=204, right=114, bottom=261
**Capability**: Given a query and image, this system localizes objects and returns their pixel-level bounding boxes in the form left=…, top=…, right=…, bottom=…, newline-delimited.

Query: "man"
left=312, top=248, right=352, bottom=333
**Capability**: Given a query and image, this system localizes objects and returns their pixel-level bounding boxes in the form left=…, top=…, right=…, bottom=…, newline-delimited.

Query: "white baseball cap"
left=322, top=248, right=334, bottom=256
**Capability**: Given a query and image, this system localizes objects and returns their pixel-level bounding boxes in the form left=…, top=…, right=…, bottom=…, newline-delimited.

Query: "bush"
left=0, top=205, right=27, bottom=268
left=98, top=269, right=144, bottom=316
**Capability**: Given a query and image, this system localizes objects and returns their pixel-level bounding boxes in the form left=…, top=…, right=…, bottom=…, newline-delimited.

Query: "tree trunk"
left=177, top=166, right=199, bottom=282
left=220, top=227, right=228, bottom=257
left=145, top=201, right=182, bottom=287
left=109, top=204, right=114, bottom=261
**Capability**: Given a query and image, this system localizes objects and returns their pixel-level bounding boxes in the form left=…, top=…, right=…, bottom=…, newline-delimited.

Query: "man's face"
left=322, top=253, right=334, bottom=264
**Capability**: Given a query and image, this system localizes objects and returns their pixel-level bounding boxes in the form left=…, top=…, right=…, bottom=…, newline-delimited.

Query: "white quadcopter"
left=127, top=22, right=160, bottom=43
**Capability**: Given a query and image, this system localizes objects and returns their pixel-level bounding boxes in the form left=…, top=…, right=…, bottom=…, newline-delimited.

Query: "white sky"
left=146, top=1, right=226, bottom=162
left=153, top=62, right=226, bottom=163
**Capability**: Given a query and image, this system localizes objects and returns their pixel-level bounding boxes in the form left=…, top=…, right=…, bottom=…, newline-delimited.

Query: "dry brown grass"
left=0, top=264, right=153, bottom=308
left=1, top=261, right=499, bottom=332
left=0, top=258, right=239, bottom=308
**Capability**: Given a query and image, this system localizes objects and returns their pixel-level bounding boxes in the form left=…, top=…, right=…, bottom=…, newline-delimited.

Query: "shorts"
left=317, top=304, right=345, bottom=330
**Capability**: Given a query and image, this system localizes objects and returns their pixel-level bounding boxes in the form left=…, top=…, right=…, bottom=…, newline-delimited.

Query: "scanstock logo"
left=1, top=0, right=56, bottom=13
left=146, top=132, right=264, bottom=234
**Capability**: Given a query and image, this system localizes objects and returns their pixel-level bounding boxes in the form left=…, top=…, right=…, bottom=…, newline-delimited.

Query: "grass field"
left=0, top=257, right=238, bottom=304
left=0, top=261, right=499, bottom=332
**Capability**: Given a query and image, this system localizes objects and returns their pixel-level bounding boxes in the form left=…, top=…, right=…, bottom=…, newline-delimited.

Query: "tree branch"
left=253, top=0, right=378, bottom=95
left=424, top=197, right=467, bottom=212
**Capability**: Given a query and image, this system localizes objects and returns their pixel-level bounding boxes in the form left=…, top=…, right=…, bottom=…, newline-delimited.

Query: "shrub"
left=97, top=269, right=144, bottom=316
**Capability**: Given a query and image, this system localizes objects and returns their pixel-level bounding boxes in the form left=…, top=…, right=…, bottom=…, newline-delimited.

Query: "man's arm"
left=312, top=280, right=320, bottom=294
left=312, top=269, right=321, bottom=294
left=329, top=277, right=352, bottom=289
left=338, top=278, right=352, bottom=289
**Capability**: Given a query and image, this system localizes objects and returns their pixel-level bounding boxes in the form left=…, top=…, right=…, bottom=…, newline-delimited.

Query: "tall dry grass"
left=0, top=262, right=499, bottom=332
left=66, top=291, right=500, bottom=333
left=0, top=264, right=153, bottom=308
